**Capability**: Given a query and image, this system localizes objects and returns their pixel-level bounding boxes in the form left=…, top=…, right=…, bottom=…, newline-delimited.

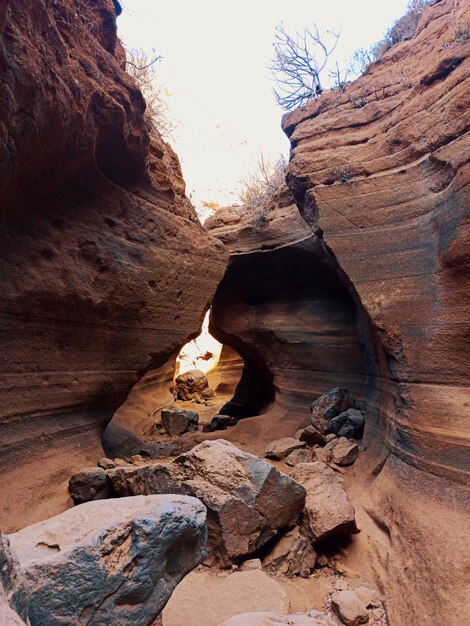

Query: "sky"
left=118, top=0, right=410, bottom=213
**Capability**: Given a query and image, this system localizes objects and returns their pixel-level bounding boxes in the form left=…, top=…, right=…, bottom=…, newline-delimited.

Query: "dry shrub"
left=239, top=155, right=287, bottom=214
left=125, top=48, right=176, bottom=139
left=350, top=0, right=433, bottom=75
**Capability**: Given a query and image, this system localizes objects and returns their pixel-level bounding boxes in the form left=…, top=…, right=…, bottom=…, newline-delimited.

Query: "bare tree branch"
left=269, top=23, right=341, bottom=111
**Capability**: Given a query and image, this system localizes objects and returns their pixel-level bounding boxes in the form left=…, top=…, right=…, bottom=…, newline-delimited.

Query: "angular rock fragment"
left=0, top=535, right=30, bottom=626
left=161, top=408, right=199, bottom=436
left=262, top=527, right=316, bottom=578
left=238, top=558, right=262, bottom=571
left=108, top=462, right=179, bottom=497
left=265, top=437, right=306, bottom=460
left=175, top=440, right=306, bottom=564
left=293, top=462, right=357, bottom=542
left=68, top=467, right=108, bottom=504
left=220, top=609, right=337, bottom=626
left=97, top=457, right=116, bottom=470
left=354, top=585, right=382, bottom=609
left=108, top=440, right=305, bottom=566
left=8, top=495, right=207, bottom=626
left=285, top=447, right=315, bottom=466
left=330, top=438, right=359, bottom=467
left=331, top=589, right=369, bottom=626
left=298, top=425, right=327, bottom=446
left=328, top=409, right=365, bottom=440
left=202, top=414, right=238, bottom=432
left=173, top=369, right=215, bottom=403
left=310, top=388, right=358, bottom=434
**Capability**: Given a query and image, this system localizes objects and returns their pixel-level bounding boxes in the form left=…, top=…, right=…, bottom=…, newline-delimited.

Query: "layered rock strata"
left=281, top=1, right=470, bottom=625
left=283, top=0, right=470, bottom=484
left=0, top=0, right=227, bottom=531
left=207, top=186, right=376, bottom=450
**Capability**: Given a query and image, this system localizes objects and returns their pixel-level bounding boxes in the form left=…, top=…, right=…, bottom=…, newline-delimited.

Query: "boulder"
left=174, top=440, right=306, bottom=564
left=161, top=408, right=199, bottom=436
left=328, top=409, right=365, bottom=440
left=310, top=388, right=358, bottom=434
left=68, top=467, right=109, bottom=504
left=173, top=369, right=215, bottom=403
left=262, top=527, right=316, bottom=578
left=97, top=458, right=116, bottom=470
left=107, top=440, right=306, bottom=566
left=354, top=585, right=382, bottom=609
left=202, top=415, right=238, bottom=432
left=293, top=462, right=357, bottom=542
left=331, top=590, right=369, bottom=626
left=265, top=437, right=306, bottom=460
left=163, top=569, right=289, bottom=626
left=107, top=463, right=180, bottom=497
left=298, top=425, right=327, bottom=446
left=285, top=448, right=315, bottom=466
left=238, top=558, right=262, bottom=571
left=220, top=609, right=337, bottom=626
left=0, top=535, right=30, bottom=626
left=8, top=495, right=207, bottom=626
left=330, top=438, right=359, bottom=467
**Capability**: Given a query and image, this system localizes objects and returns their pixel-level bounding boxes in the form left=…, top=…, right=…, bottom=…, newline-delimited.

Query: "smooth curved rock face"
left=209, top=190, right=373, bottom=438
left=0, top=535, right=29, bottom=626
left=0, top=0, right=227, bottom=531
left=102, top=345, right=244, bottom=459
left=280, top=2, right=470, bottom=624
left=8, top=495, right=207, bottom=626
left=282, top=0, right=470, bottom=484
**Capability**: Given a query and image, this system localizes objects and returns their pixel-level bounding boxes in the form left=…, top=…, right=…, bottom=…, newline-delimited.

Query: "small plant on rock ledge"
left=333, top=165, right=353, bottom=184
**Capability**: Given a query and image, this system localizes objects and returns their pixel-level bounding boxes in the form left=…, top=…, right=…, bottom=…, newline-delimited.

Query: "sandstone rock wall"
left=0, top=0, right=227, bottom=531
left=207, top=188, right=378, bottom=448
left=279, top=1, right=470, bottom=624
left=282, top=0, right=469, bottom=484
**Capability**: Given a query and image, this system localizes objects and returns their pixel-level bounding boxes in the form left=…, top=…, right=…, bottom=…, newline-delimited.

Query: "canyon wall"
left=0, top=0, right=227, bottom=531
left=282, top=0, right=469, bottom=485
left=280, top=1, right=469, bottom=624
left=207, top=2, right=469, bottom=624
left=207, top=188, right=378, bottom=449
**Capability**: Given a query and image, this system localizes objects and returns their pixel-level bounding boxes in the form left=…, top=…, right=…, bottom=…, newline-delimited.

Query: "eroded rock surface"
left=8, top=495, right=207, bottom=626
left=0, top=535, right=29, bottom=626
left=220, top=610, right=337, bottom=626
left=282, top=2, right=470, bottom=623
left=0, top=0, right=227, bottom=532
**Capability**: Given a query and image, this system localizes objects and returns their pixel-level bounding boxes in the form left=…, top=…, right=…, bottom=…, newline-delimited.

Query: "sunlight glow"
left=174, top=311, right=223, bottom=380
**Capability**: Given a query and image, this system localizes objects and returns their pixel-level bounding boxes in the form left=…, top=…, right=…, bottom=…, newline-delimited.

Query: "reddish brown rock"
left=208, top=187, right=372, bottom=448
left=282, top=2, right=470, bottom=624
left=283, top=0, right=470, bottom=486
left=293, top=462, right=357, bottom=542
left=265, top=437, right=306, bottom=460
left=0, top=0, right=227, bottom=531
left=106, top=440, right=306, bottom=566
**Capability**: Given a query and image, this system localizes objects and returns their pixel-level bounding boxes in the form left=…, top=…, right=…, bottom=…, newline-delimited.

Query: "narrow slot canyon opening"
left=102, top=306, right=278, bottom=458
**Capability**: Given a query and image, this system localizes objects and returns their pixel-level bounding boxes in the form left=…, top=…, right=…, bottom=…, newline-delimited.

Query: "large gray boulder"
left=108, top=440, right=306, bottom=566
left=293, top=462, right=357, bottom=542
left=0, top=535, right=29, bottom=625
left=8, top=495, right=207, bottom=626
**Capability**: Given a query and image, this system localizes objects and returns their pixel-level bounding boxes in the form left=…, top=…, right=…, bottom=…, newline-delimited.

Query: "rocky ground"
left=1, top=386, right=394, bottom=625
